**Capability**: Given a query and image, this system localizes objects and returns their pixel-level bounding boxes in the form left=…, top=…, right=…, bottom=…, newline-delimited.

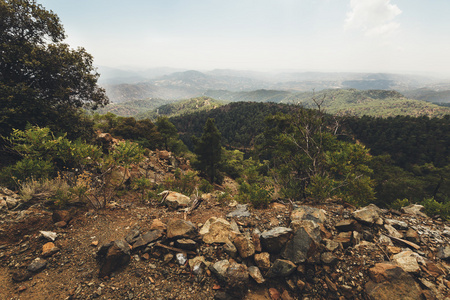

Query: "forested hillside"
left=135, top=97, right=227, bottom=120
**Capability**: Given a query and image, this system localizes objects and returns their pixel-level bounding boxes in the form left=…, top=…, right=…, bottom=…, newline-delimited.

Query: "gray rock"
left=401, top=204, right=427, bottom=218
left=28, top=258, right=47, bottom=273
left=11, top=269, right=32, bottom=282
left=266, top=259, right=296, bottom=278
left=323, top=239, right=341, bottom=252
left=210, top=260, right=231, bottom=282
left=227, top=204, right=251, bottom=218
left=225, top=261, right=249, bottom=298
left=282, top=227, right=318, bottom=264
left=125, top=229, right=141, bottom=244
left=223, top=242, right=238, bottom=258
left=166, top=219, right=197, bottom=239
left=335, top=219, right=359, bottom=232
left=248, top=266, right=265, bottom=284
left=260, top=227, right=292, bottom=253
left=132, top=230, right=163, bottom=249
left=352, top=204, right=382, bottom=225
left=392, top=251, right=421, bottom=273
left=384, top=224, right=402, bottom=239
left=385, top=219, right=408, bottom=230
left=291, top=205, right=326, bottom=223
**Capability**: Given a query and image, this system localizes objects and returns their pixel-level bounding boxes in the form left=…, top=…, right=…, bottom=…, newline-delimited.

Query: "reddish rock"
left=269, top=288, right=281, bottom=300
left=42, top=242, right=59, bottom=257
left=150, top=219, right=167, bottom=231
left=52, top=210, right=71, bottom=223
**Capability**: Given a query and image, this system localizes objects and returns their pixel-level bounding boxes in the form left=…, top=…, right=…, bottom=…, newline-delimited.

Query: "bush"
left=163, top=169, right=199, bottom=196
left=237, top=180, right=273, bottom=208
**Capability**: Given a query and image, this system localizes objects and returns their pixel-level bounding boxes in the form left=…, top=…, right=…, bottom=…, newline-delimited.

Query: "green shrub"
left=421, top=197, right=450, bottom=219
left=199, top=179, right=213, bottom=193
left=237, top=180, right=273, bottom=208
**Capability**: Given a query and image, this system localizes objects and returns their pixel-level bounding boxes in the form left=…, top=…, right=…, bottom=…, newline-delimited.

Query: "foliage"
left=163, top=169, right=199, bottom=196
left=0, top=0, right=108, bottom=142
left=237, top=161, right=274, bottom=208
left=199, top=179, right=213, bottom=193
left=132, top=176, right=152, bottom=202
left=156, top=117, right=179, bottom=151
left=420, top=197, right=450, bottom=219
left=193, top=118, right=223, bottom=183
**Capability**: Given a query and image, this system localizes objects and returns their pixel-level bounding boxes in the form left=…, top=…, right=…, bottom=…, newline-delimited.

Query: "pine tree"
left=193, top=118, right=222, bottom=183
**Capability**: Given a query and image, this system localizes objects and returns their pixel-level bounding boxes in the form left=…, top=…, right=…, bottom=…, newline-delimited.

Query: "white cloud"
left=345, top=0, right=401, bottom=36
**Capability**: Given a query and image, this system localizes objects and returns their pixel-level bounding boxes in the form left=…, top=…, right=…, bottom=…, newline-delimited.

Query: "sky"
left=36, top=0, right=450, bottom=76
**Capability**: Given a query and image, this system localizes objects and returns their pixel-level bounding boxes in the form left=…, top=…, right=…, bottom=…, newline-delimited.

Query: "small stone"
left=385, top=219, right=408, bottom=230
left=27, top=258, right=47, bottom=273
left=52, top=210, right=72, bottom=223
left=164, top=253, right=174, bottom=263
left=254, top=252, right=271, bottom=270
left=175, top=238, right=197, bottom=250
left=266, top=259, right=296, bottom=278
left=297, top=279, right=306, bottom=290
left=290, top=205, right=326, bottom=223
left=150, top=219, right=167, bottom=231
left=401, top=204, right=427, bottom=218
left=269, top=288, right=281, bottom=300
left=199, top=217, right=238, bottom=244
left=54, top=221, right=67, bottom=228
left=91, top=240, right=99, bottom=247
left=384, top=224, right=402, bottom=239
left=42, top=242, right=59, bottom=257
left=176, top=253, right=187, bottom=265
left=335, top=219, right=358, bottom=232
left=227, top=204, right=251, bottom=218
left=392, top=251, right=420, bottom=273
left=166, top=219, right=197, bottom=239
left=98, top=240, right=131, bottom=278
left=40, top=231, right=57, bottom=242
left=321, top=252, right=338, bottom=265
left=223, top=243, right=238, bottom=258
left=352, top=204, right=381, bottom=225
left=323, top=239, right=341, bottom=252
left=437, top=246, right=450, bottom=260
left=405, top=228, right=420, bottom=244
left=335, top=232, right=352, bottom=248
left=11, top=269, right=32, bottom=282
left=233, top=235, right=255, bottom=258
left=260, top=227, right=292, bottom=253
left=281, top=290, right=294, bottom=300
left=159, top=191, right=191, bottom=209
left=248, top=266, right=265, bottom=284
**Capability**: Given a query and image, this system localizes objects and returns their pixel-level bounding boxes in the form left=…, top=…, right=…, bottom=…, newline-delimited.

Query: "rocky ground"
left=1, top=149, right=450, bottom=299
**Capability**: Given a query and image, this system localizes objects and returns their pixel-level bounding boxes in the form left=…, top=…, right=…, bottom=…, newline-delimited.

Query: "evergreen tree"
left=193, top=118, right=222, bottom=183
left=156, top=117, right=178, bottom=151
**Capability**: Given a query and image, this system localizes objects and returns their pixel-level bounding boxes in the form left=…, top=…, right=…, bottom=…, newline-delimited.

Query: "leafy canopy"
left=0, top=0, right=108, bottom=140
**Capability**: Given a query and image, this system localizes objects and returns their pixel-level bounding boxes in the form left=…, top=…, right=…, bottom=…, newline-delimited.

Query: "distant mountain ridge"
left=102, top=69, right=448, bottom=104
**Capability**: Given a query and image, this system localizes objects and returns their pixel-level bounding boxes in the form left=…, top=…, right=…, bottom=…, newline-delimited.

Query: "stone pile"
left=93, top=202, right=450, bottom=299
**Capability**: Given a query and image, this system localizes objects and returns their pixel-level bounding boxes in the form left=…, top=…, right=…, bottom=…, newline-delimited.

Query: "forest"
left=1, top=0, right=449, bottom=220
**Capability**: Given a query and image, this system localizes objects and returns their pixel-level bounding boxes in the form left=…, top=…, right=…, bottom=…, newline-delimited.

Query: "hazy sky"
left=37, top=0, right=450, bottom=75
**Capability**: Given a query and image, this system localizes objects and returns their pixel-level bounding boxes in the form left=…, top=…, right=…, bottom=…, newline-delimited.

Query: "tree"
left=0, top=0, right=108, bottom=140
left=193, top=118, right=222, bottom=183
left=156, top=117, right=178, bottom=151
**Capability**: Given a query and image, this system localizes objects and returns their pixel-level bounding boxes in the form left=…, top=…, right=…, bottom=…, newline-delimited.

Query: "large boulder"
left=401, top=204, right=428, bottom=218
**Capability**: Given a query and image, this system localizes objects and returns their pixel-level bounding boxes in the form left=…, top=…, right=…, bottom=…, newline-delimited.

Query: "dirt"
left=0, top=189, right=293, bottom=300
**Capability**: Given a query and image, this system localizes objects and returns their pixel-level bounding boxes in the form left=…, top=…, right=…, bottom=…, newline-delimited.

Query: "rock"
left=176, top=253, right=187, bottom=265
left=166, top=219, right=197, bottom=239
left=223, top=242, right=238, bottom=258
left=291, top=205, right=326, bottom=223
left=385, top=219, right=408, bottom=230
left=321, top=252, right=338, bottom=265
left=5, top=197, right=20, bottom=209
left=158, top=150, right=171, bottom=160
left=98, top=240, right=131, bottom=278
left=325, top=276, right=338, bottom=293
left=40, top=231, right=57, bottom=242
left=323, top=239, right=341, bottom=252
left=365, top=263, right=423, bottom=300
left=189, top=256, right=208, bottom=275
left=405, top=228, right=420, bottom=244
left=54, top=221, right=67, bottom=228
left=335, top=219, right=359, bottom=232
left=254, top=252, right=271, bottom=270
left=392, top=251, right=421, bottom=273
left=269, top=288, right=281, bottom=300
left=266, top=259, right=296, bottom=278
left=252, top=229, right=262, bottom=252
left=335, top=231, right=352, bottom=248
left=42, top=242, right=59, bottom=257
left=52, top=210, right=72, bottom=223
left=401, top=204, right=427, bottom=218
left=233, top=235, right=255, bottom=258
left=210, top=260, right=231, bottom=283
left=384, top=224, right=402, bottom=239
left=175, top=238, right=197, bottom=250
left=378, top=234, right=393, bottom=246
left=132, top=230, right=163, bottom=249
left=125, top=229, right=141, bottom=244
left=200, top=217, right=239, bottom=244
left=225, top=261, right=249, bottom=298
left=27, top=258, right=47, bottom=273
left=281, top=290, right=295, bottom=300
left=150, top=219, right=167, bottom=231
left=11, top=269, right=32, bottom=282
left=159, top=191, right=191, bottom=209
left=227, top=204, right=251, bottom=218
left=352, top=204, right=382, bottom=225
left=437, top=246, right=450, bottom=260
left=282, top=227, right=318, bottom=264
left=248, top=266, right=265, bottom=284
left=260, top=227, right=293, bottom=253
